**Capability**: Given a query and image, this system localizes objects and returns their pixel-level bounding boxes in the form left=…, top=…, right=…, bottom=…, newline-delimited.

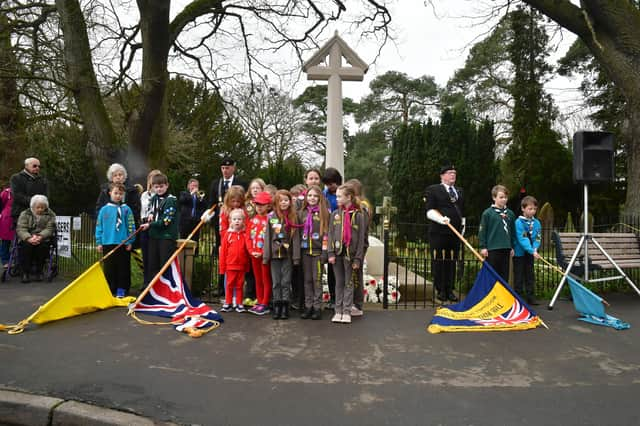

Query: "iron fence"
left=58, top=213, right=221, bottom=302
left=57, top=213, right=640, bottom=308
left=380, top=217, right=640, bottom=309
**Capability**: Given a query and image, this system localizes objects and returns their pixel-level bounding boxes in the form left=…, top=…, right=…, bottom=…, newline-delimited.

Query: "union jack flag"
left=134, top=259, right=223, bottom=333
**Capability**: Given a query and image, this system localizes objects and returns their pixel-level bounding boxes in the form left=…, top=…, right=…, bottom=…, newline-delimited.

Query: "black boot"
left=300, top=307, right=313, bottom=319
left=311, top=308, right=322, bottom=320
left=281, top=302, right=289, bottom=320
left=272, top=302, right=282, bottom=320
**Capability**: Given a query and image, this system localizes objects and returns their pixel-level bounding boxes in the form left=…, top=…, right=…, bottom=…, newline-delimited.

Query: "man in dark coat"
left=10, top=157, right=49, bottom=223
left=205, top=157, right=248, bottom=245
left=203, top=157, right=248, bottom=297
left=424, top=164, right=465, bottom=303
left=178, top=178, right=207, bottom=241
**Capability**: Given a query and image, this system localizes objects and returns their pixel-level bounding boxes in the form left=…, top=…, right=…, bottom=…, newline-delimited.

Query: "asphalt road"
left=2, top=278, right=640, bottom=425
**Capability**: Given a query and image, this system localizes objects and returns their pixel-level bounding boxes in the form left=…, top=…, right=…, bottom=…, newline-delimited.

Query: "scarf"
left=108, top=202, right=123, bottom=231
left=283, top=212, right=303, bottom=233
left=342, top=205, right=358, bottom=247
left=492, top=205, right=509, bottom=236
left=303, top=205, right=320, bottom=238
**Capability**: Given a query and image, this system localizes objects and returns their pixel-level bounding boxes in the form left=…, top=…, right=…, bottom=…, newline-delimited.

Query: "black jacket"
left=10, top=171, right=48, bottom=219
left=207, top=176, right=247, bottom=229
left=424, top=183, right=464, bottom=236
left=178, top=191, right=207, bottom=226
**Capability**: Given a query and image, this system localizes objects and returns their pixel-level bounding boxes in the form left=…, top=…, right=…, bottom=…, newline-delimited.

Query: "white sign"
left=56, top=216, right=72, bottom=258
left=73, top=216, right=81, bottom=231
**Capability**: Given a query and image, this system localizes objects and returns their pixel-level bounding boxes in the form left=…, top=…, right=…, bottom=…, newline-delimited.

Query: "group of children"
left=96, top=166, right=540, bottom=315
left=95, top=172, right=178, bottom=298
left=212, top=169, right=370, bottom=324
left=478, top=185, right=542, bottom=305
left=95, top=166, right=371, bottom=325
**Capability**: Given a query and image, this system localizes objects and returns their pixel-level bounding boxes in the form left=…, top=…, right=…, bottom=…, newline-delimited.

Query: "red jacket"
left=246, top=214, right=268, bottom=257
left=219, top=229, right=250, bottom=274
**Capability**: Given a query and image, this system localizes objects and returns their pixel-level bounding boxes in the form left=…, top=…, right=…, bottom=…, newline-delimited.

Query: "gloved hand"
left=200, top=210, right=213, bottom=223
left=427, top=209, right=450, bottom=225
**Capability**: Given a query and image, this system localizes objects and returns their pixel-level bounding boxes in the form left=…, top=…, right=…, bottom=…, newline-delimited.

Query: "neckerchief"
left=492, top=205, right=509, bottom=236
left=342, top=205, right=358, bottom=247
left=108, top=202, right=122, bottom=231
left=152, top=195, right=166, bottom=222
left=283, top=211, right=303, bottom=233
left=519, top=215, right=534, bottom=244
left=303, top=205, right=320, bottom=238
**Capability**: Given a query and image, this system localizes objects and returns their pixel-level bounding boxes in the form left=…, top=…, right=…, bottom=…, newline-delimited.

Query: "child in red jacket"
left=219, top=208, right=250, bottom=313
left=246, top=191, right=272, bottom=316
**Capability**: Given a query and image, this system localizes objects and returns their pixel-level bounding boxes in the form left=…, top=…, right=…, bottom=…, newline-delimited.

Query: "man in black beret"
left=424, top=164, right=465, bottom=303
left=203, top=156, right=247, bottom=296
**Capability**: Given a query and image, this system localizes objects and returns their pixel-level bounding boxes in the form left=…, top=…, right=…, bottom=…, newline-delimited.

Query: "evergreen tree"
left=501, top=6, right=575, bottom=221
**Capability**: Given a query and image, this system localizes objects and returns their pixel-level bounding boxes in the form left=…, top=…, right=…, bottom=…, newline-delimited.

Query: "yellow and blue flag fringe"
left=428, top=262, right=543, bottom=333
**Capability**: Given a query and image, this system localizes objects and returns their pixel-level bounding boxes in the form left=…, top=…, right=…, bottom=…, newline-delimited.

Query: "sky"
left=165, top=0, right=587, bottom=133
left=316, top=1, right=489, bottom=101
left=294, top=0, right=585, bottom=130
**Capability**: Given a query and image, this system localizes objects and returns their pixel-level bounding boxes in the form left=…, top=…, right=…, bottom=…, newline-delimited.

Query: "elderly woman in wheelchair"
left=16, top=195, right=56, bottom=283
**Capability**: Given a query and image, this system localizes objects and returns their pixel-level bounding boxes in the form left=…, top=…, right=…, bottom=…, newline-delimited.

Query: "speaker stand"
left=548, top=184, right=640, bottom=309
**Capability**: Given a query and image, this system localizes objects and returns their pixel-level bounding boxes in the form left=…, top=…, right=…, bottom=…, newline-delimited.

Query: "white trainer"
left=341, top=313, right=352, bottom=324
left=331, top=313, right=342, bottom=323
left=350, top=306, right=363, bottom=317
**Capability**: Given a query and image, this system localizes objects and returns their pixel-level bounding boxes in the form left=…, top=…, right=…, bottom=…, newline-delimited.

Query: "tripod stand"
left=548, top=184, right=640, bottom=309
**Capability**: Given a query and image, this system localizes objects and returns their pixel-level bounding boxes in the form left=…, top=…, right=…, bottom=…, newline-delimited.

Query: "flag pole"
left=538, top=255, right=610, bottom=307
left=100, top=227, right=143, bottom=263
left=127, top=203, right=217, bottom=315
left=434, top=211, right=549, bottom=330
left=429, top=209, right=484, bottom=262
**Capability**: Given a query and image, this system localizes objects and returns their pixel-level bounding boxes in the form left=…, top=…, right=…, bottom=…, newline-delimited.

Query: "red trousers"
left=225, top=270, right=245, bottom=306
left=251, top=257, right=271, bottom=306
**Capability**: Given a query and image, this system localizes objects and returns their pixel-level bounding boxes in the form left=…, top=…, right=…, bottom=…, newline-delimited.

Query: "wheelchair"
left=1, top=232, right=58, bottom=283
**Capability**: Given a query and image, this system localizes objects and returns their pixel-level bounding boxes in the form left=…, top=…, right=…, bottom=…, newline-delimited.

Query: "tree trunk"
left=55, top=0, right=118, bottom=179
left=622, top=105, right=640, bottom=215
left=128, top=0, right=171, bottom=181
left=522, top=0, right=640, bottom=216
left=0, top=13, right=25, bottom=184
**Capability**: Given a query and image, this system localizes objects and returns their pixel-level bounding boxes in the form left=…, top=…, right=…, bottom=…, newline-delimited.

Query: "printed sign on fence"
left=56, top=216, right=72, bottom=258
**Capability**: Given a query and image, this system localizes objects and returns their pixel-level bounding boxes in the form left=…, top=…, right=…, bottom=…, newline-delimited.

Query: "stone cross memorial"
left=302, top=32, right=368, bottom=177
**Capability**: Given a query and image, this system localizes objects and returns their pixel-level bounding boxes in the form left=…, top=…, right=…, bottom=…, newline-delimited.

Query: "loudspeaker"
left=573, top=131, right=614, bottom=183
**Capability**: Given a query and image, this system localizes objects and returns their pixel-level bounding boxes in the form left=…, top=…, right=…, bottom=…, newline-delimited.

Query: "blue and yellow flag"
left=428, top=263, right=543, bottom=333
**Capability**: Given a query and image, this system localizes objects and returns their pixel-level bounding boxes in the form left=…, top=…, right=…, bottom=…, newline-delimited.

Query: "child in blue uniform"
left=513, top=196, right=542, bottom=305
left=96, top=182, right=136, bottom=296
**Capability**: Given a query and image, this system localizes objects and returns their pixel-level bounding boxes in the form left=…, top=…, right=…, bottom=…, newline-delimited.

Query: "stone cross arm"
left=305, top=65, right=365, bottom=81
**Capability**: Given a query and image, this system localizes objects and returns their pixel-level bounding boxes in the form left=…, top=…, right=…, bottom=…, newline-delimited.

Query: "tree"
left=344, top=128, right=391, bottom=209
left=4, top=1, right=393, bottom=183
left=356, top=71, right=439, bottom=135
left=444, top=15, right=512, bottom=145
left=293, top=85, right=358, bottom=162
left=519, top=0, right=640, bottom=215
left=232, top=82, right=306, bottom=171
left=0, top=13, right=24, bottom=183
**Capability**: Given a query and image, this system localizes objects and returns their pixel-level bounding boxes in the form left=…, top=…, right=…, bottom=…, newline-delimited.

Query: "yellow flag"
left=29, top=262, right=134, bottom=325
